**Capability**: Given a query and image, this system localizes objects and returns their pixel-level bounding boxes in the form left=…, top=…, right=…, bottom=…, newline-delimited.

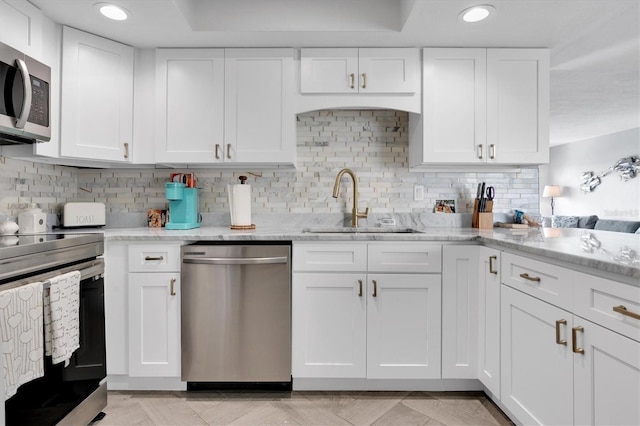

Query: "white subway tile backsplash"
left=1, top=109, right=539, bottom=220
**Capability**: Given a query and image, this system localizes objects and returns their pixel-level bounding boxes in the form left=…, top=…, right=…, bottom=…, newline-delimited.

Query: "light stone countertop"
left=99, top=225, right=640, bottom=281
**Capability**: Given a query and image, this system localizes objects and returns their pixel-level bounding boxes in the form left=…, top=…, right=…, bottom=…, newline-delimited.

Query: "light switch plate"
left=414, top=185, right=424, bottom=201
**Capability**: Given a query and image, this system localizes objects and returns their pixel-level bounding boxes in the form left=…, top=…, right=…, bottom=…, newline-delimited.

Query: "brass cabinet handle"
left=215, top=144, right=221, bottom=159
left=124, top=142, right=129, bottom=159
left=372, top=279, right=377, bottom=298
left=350, top=73, right=355, bottom=89
left=361, top=73, right=367, bottom=89
left=170, top=277, right=176, bottom=296
left=555, top=319, right=567, bottom=345
left=227, top=143, right=232, bottom=159
left=613, top=305, right=640, bottom=320
left=144, top=256, right=164, bottom=261
left=358, top=279, right=363, bottom=297
left=520, top=273, right=541, bottom=282
left=572, top=326, right=585, bottom=354
left=489, top=255, right=498, bottom=275
left=489, top=144, right=496, bottom=159
left=477, top=144, right=483, bottom=159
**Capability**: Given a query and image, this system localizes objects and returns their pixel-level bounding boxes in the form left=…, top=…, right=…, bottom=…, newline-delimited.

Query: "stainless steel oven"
left=0, top=41, right=51, bottom=145
left=0, top=233, right=106, bottom=425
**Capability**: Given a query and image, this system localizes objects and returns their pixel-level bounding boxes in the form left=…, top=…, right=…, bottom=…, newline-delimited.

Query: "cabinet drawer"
left=293, top=243, right=367, bottom=272
left=574, top=272, right=640, bottom=342
left=128, top=244, right=181, bottom=272
left=501, top=252, right=572, bottom=309
left=368, top=243, right=442, bottom=273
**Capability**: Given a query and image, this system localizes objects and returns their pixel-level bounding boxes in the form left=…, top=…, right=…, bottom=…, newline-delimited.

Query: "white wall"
left=539, top=128, right=640, bottom=219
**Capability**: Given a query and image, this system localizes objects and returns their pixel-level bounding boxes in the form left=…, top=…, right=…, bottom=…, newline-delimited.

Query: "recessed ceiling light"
left=95, top=3, right=130, bottom=21
left=459, top=5, right=495, bottom=23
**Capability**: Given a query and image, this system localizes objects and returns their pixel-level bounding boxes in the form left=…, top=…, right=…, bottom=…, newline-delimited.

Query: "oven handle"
left=15, top=58, right=32, bottom=129
left=1, top=259, right=104, bottom=291
left=183, top=256, right=288, bottom=265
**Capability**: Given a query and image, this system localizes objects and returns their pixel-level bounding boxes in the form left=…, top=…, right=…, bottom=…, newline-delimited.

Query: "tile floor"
left=95, top=390, right=513, bottom=426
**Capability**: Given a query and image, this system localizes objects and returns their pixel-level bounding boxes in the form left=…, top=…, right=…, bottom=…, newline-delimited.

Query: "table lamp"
left=542, top=185, right=562, bottom=215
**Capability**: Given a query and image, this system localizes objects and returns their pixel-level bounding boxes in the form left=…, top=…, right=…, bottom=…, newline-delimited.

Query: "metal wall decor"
left=580, top=155, right=640, bottom=193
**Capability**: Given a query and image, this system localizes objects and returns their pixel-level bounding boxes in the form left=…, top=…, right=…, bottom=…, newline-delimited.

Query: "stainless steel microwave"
left=0, top=41, right=51, bottom=144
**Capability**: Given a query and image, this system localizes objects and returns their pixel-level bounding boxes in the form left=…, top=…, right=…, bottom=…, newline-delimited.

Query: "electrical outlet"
left=414, top=185, right=424, bottom=201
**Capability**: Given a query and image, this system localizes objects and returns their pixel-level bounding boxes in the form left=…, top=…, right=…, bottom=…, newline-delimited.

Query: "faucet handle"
left=357, top=207, right=369, bottom=218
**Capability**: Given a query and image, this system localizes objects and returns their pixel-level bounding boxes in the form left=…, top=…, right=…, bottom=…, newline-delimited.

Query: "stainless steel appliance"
left=181, top=243, right=291, bottom=389
left=0, top=233, right=106, bottom=425
left=0, top=41, right=51, bottom=145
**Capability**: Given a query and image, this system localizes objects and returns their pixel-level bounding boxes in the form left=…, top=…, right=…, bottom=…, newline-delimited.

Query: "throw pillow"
left=551, top=215, right=579, bottom=228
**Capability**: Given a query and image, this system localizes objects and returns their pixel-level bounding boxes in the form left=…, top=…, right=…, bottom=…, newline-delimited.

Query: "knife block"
left=472, top=200, right=494, bottom=229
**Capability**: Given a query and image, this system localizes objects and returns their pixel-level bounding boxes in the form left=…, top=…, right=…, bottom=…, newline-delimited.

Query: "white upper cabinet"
left=301, top=48, right=419, bottom=94
left=410, top=48, right=549, bottom=167
left=60, top=26, right=133, bottom=162
left=0, top=0, right=42, bottom=59
left=224, top=48, right=296, bottom=165
left=487, top=49, right=549, bottom=164
left=154, top=49, right=224, bottom=164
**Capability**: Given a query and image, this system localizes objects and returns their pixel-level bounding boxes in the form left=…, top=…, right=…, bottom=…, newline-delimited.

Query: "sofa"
left=542, top=215, right=640, bottom=234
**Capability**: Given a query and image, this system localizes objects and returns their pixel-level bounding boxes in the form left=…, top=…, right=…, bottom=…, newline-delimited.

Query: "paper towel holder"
left=229, top=175, right=256, bottom=230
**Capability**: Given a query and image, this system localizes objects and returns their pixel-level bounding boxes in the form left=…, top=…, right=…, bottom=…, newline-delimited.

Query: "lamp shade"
left=542, top=185, right=562, bottom=198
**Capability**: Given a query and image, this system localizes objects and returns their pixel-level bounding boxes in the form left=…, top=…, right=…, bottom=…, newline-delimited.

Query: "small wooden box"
left=478, top=213, right=494, bottom=229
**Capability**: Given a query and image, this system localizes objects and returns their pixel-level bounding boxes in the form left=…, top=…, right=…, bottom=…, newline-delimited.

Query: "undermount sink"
left=301, top=227, right=423, bottom=234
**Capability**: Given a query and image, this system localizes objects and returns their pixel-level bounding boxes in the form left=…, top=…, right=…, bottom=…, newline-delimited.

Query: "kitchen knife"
left=479, top=182, right=486, bottom=212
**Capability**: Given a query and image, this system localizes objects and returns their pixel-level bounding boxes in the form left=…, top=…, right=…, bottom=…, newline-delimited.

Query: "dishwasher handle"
left=183, top=256, right=288, bottom=265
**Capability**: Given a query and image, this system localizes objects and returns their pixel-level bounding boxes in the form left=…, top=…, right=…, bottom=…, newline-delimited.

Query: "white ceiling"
left=30, top=0, right=640, bottom=146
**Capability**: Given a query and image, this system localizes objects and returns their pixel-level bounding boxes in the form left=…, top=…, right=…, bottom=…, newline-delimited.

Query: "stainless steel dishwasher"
left=181, top=243, right=291, bottom=389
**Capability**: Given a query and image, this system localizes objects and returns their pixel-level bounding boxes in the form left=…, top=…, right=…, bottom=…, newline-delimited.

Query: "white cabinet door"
left=358, top=48, right=419, bottom=93
left=60, top=26, right=133, bottom=162
left=574, top=318, right=640, bottom=426
left=477, top=247, right=501, bottom=397
left=300, top=48, right=358, bottom=93
left=104, top=241, right=128, bottom=376
left=224, top=48, right=295, bottom=164
left=292, top=272, right=366, bottom=378
left=155, top=49, right=224, bottom=163
left=501, top=285, right=573, bottom=426
left=487, top=49, right=549, bottom=164
left=421, top=48, right=486, bottom=163
left=367, top=273, right=441, bottom=379
left=441, top=245, right=478, bottom=379
left=301, top=48, right=419, bottom=94
left=0, top=0, right=42, bottom=59
left=128, top=272, right=181, bottom=377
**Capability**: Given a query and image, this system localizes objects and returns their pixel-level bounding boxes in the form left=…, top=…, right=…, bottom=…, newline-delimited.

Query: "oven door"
left=4, top=262, right=106, bottom=426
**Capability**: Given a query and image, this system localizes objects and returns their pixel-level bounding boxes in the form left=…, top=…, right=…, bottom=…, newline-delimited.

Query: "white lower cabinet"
left=128, top=272, right=180, bottom=377
left=292, top=242, right=442, bottom=380
left=291, top=272, right=366, bottom=378
left=477, top=247, right=501, bottom=397
left=441, top=246, right=478, bottom=379
left=367, top=273, right=441, bottom=379
left=501, top=285, right=574, bottom=425
left=502, top=280, right=640, bottom=426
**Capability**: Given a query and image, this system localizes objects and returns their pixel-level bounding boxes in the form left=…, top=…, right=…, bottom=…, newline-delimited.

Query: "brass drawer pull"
left=124, top=142, right=129, bottom=159
left=350, top=73, right=355, bottom=89
left=170, top=277, right=176, bottom=296
left=215, top=144, right=221, bottom=159
left=477, top=144, right=483, bottom=159
left=372, top=279, right=377, bottom=298
left=227, top=143, right=232, bottom=159
left=519, top=273, right=541, bottom=282
left=572, top=326, right=585, bottom=354
left=361, top=72, right=367, bottom=89
left=613, top=305, right=640, bottom=320
left=489, top=255, right=498, bottom=275
left=144, top=256, right=164, bottom=261
left=489, top=144, right=496, bottom=159
left=358, top=279, right=363, bottom=297
left=555, top=319, right=567, bottom=345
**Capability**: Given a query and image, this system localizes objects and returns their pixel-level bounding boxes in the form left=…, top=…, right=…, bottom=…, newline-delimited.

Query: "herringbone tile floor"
left=97, top=390, right=513, bottom=426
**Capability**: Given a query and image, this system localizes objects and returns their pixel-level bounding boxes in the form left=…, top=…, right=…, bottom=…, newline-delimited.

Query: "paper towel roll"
left=228, top=183, right=252, bottom=226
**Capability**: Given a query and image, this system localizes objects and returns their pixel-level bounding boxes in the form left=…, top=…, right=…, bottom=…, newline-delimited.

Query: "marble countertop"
left=98, top=225, right=640, bottom=280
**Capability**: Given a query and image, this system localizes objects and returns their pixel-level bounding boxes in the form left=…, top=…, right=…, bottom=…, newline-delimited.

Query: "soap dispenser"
left=18, top=204, right=47, bottom=233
